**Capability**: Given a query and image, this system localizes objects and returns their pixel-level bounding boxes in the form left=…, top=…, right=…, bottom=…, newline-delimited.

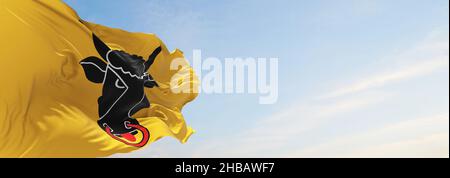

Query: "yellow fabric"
left=0, top=0, right=198, bottom=157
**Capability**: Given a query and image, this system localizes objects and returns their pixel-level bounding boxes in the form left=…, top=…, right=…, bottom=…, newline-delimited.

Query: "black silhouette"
left=80, top=33, right=161, bottom=147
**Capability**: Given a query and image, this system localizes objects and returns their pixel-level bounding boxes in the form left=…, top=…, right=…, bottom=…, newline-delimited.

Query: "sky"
left=64, top=0, right=449, bottom=158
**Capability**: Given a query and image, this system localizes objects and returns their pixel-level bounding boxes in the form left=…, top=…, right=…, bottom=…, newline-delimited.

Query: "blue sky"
left=64, top=0, right=449, bottom=157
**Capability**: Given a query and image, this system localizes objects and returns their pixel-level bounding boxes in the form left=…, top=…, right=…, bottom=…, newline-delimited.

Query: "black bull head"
left=79, top=34, right=161, bottom=147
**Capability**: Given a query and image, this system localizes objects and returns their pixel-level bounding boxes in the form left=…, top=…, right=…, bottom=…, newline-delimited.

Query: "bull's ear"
left=80, top=56, right=107, bottom=83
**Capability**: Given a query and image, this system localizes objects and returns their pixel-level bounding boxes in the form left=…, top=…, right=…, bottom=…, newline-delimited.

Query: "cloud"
left=291, top=113, right=449, bottom=158
left=320, top=59, right=448, bottom=99
left=188, top=93, right=388, bottom=157
left=351, top=133, right=449, bottom=158
left=319, top=36, right=449, bottom=99
left=186, top=31, right=449, bottom=158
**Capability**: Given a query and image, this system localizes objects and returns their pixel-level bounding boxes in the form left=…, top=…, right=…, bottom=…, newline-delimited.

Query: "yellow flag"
left=0, top=0, right=198, bottom=157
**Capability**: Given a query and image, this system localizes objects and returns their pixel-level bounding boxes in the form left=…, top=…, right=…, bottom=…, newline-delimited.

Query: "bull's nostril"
left=124, top=121, right=132, bottom=129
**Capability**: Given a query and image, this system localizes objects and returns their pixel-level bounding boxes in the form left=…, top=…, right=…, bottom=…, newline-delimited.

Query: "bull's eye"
left=115, top=79, right=126, bottom=89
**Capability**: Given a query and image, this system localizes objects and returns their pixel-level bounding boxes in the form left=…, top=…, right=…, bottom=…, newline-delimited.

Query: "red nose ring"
left=105, top=123, right=150, bottom=147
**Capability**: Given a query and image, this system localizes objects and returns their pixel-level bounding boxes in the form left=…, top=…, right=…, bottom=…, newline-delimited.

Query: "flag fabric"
left=0, top=0, right=198, bottom=157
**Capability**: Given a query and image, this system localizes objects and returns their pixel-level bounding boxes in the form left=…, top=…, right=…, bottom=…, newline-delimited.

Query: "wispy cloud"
left=186, top=32, right=449, bottom=158
left=190, top=94, right=387, bottom=157
left=320, top=59, right=448, bottom=99
left=320, top=36, right=449, bottom=99
left=291, top=113, right=449, bottom=158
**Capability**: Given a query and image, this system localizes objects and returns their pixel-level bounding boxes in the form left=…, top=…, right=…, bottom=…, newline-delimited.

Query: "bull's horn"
left=144, top=46, right=162, bottom=71
left=93, top=33, right=111, bottom=60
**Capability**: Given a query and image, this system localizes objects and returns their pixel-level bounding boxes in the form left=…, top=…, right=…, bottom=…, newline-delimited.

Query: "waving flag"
left=0, top=0, right=198, bottom=157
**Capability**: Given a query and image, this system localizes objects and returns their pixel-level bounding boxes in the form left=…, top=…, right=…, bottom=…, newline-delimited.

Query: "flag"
left=0, top=0, right=198, bottom=157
